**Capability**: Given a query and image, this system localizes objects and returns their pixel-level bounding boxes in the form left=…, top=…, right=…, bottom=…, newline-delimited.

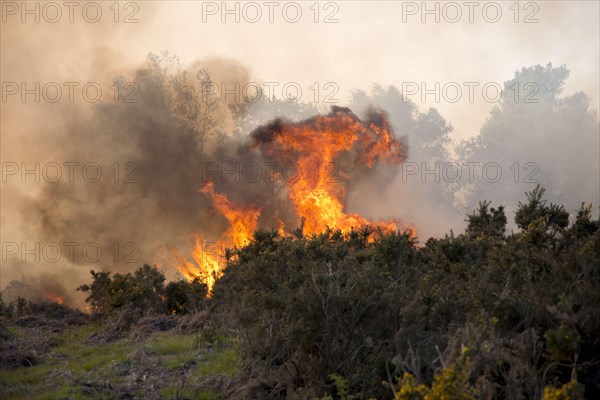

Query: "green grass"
left=147, top=332, right=198, bottom=355
left=163, top=353, right=197, bottom=369
left=147, top=333, right=240, bottom=375
left=52, top=339, right=132, bottom=373
left=0, top=324, right=239, bottom=399
left=159, top=386, right=222, bottom=399
left=0, top=338, right=132, bottom=399
left=197, top=348, right=240, bottom=376
left=0, top=363, right=55, bottom=385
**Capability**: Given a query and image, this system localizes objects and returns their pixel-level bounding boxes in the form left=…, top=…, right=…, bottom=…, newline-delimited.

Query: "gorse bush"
left=212, top=227, right=418, bottom=398
left=394, top=348, right=476, bottom=400
left=37, top=186, right=598, bottom=398
left=211, top=185, right=600, bottom=399
left=77, top=264, right=207, bottom=317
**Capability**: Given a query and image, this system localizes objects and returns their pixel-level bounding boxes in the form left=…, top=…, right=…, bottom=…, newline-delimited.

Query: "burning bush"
left=173, top=106, right=412, bottom=294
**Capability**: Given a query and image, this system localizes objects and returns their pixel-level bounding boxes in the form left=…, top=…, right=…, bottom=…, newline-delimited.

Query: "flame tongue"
left=200, top=182, right=260, bottom=249
left=175, top=182, right=260, bottom=292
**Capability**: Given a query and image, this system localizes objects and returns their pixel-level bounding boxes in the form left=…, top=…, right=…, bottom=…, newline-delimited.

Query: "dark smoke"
left=9, top=57, right=408, bottom=308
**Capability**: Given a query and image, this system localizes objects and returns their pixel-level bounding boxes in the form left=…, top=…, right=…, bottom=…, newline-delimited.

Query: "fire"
left=44, top=292, right=64, bottom=305
left=199, top=181, right=261, bottom=249
left=253, top=107, right=404, bottom=236
left=175, top=182, right=260, bottom=292
left=173, top=107, right=412, bottom=291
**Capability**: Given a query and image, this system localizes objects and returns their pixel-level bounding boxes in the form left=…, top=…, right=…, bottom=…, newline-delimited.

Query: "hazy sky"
left=1, top=1, right=599, bottom=299
left=149, top=0, right=600, bottom=138
left=2, top=1, right=599, bottom=138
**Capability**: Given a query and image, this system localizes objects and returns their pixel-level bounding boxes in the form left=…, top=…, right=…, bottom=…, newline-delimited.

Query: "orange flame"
left=43, top=292, right=64, bottom=305
left=200, top=182, right=261, bottom=249
left=174, top=182, right=260, bottom=292
left=256, top=109, right=403, bottom=236
left=173, top=108, right=413, bottom=291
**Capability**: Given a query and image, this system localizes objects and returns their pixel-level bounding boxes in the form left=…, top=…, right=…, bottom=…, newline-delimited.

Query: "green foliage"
left=15, top=297, right=27, bottom=317
left=572, top=203, right=599, bottom=239
left=210, top=186, right=600, bottom=399
left=544, top=324, right=580, bottom=363
left=317, top=374, right=360, bottom=400
left=7, top=185, right=596, bottom=399
left=394, top=373, right=430, bottom=400
left=426, top=351, right=475, bottom=400
left=77, top=264, right=207, bottom=318
left=543, top=380, right=584, bottom=400
left=466, top=201, right=506, bottom=239
left=76, top=270, right=112, bottom=314
left=515, top=185, right=569, bottom=233
left=395, top=350, right=475, bottom=400
left=165, top=278, right=207, bottom=315
left=212, top=227, right=418, bottom=398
